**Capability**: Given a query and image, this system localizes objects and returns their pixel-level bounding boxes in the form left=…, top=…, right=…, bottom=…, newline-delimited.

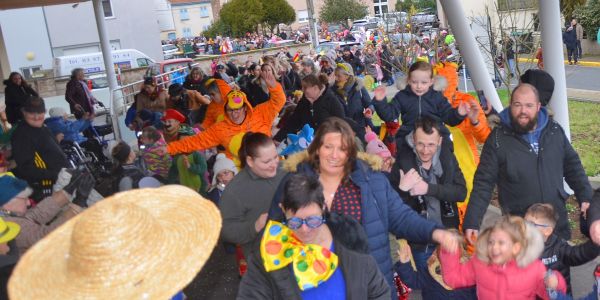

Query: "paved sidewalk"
left=518, top=55, right=600, bottom=67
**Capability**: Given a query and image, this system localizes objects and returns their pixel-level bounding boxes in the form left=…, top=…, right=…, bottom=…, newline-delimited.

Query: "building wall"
left=43, top=0, right=163, bottom=61
left=171, top=1, right=214, bottom=39
left=155, top=0, right=176, bottom=40
left=0, top=7, right=54, bottom=79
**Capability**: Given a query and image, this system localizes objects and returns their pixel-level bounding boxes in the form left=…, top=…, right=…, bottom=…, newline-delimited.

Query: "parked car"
left=315, top=41, right=361, bottom=55
left=411, top=13, right=439, bottom=27
left=162, top=44, right=181, bottom=60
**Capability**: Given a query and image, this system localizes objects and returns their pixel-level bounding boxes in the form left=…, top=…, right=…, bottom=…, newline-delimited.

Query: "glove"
left=62, top=169, right=84, bottom=196
left=72, top=172, right=95, bottom=208
left=97, top=101, right=105, bottom=108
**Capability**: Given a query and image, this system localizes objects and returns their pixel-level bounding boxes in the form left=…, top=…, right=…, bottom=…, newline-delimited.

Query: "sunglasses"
left=525, top=220, right=552, bottom=228
left=285, top=215, right=325, bottom=230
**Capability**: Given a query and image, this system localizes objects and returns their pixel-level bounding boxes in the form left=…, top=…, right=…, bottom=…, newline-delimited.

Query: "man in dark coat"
left=390, top=116, right=466, bottom=269
left=342, top=46, right=364, bottom=76
left=3, top=72, right=38, bottom=125
left=464, top=83, right=593, bottom=243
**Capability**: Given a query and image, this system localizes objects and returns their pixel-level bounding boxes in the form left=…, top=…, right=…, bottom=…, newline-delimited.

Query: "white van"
left=53, top=49, right=155, bottom=78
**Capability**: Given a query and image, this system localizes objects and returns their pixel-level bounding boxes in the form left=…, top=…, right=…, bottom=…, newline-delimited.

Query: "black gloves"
left=62, top=169, right=84, bottom=195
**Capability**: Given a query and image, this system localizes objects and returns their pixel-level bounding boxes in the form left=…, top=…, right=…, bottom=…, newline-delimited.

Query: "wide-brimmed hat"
left=8, top=185, right=222, bottom=300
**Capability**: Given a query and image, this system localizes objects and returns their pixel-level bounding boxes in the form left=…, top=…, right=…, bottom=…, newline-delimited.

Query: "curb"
left=590, top=176, right=600, bottom=190
left=517, top=57, right=600, bottom=67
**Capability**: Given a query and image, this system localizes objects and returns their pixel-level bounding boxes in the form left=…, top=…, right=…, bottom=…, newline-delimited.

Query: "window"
left=297, top=10, right=308, bottom=23
left=382, top=5, right=388, bottom=14
left=137, top=58, right=151, bottom=67
left=183, top=27, right=192, bottom=38
left=20, top=66, right=42, bottom=79
left=498, top=0, right=536, bottom=11
left=180, top=9, right=189, bottom=21
left=374, top=6, right=380, bottom=16
left=167, top=32, right=177, bottom=40
left=202, top=25, right=210, bottom=31
left=200, top=6, right=209, bottom=18
left=102, top=0, right=114, bottom=18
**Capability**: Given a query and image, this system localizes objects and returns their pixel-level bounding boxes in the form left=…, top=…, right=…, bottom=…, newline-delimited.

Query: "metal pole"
left=306, top=0, right=319, bottom=47
left=92, top=0, right=121, bottom=140
left=439, top=0, right=503, bottom=112
left=539, top=0, right=570, bottom=140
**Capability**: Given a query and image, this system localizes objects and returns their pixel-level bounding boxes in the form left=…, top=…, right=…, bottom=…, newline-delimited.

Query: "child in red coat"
left=440, top=216, right=567, bottom=300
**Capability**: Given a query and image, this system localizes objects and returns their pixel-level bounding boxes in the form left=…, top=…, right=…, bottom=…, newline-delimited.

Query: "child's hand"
left=433, top=229, right=460, bottom=254
left=373, top=86, right=387, bottom=101
left=397, top=241, right=412, bottom=264
left=365, top=125, right=373, bottom=135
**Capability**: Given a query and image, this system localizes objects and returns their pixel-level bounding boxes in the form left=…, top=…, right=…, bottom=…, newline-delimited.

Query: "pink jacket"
left=440, top=249, right=566, bottom=300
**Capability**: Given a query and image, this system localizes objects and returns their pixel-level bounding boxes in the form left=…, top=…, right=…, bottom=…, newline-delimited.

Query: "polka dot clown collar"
left=260, top=220, right=339, bottom=291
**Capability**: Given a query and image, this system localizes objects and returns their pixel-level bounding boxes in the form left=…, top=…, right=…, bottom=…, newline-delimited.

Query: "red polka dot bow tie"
left=260, top=220, right=339, bottom=291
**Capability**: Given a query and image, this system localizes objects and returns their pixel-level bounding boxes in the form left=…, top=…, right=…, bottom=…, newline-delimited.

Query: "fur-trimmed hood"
left=395, top=75, right=447, bottom=93
left=282, top=150, right=382, bottom=173
left=475, top=221, right=544, bottom=268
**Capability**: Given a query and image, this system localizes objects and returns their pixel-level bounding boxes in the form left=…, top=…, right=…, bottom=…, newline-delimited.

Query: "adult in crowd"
left=219, top=132, right=287, bottom=257
left=202, top=78, right=232, bottom=129
left=342, top=46, right=364, bottom=76
left=0, top=170, right=92, bottom=253
left=379, top=44, right=395, bottom=86
left=269, top=117, right=459, bottom=294
left=44, top=107, right=108, bottom=163
left=183, top=67, right=208, bottom=94
left=463, top=83, right=592, bottom=244
left=183, top=67, right=209, bottom=124
left=136, top=78, right=167, bottom=119
left=167, top=83, right=211, bottom=125
left=8, top=186, right=221, bottom=300
left=390, top=117, right=466, bottom=269
left=11, top=97, right=70, bottom=201
left=65, top=68, right=102, bottom=119
left=3, top=72, right=38, bottom=125
left=241, top=64, right=270, bottom=107
left=273, top=73, right=345, bottom=143
left=278, top=58, right=302, bottom=100
left=238, top=174, right=390, bottom=299
left=500, top=36, right=516, bottom=77
left=333, top=63, right=372, bottom=138
left=166, top=70, right=285, bottom=165
left=573, top=18, right=584, bottom=59
left=299, top=58, right=319, bottom=79
left=363, top=47, right=379, bottom=79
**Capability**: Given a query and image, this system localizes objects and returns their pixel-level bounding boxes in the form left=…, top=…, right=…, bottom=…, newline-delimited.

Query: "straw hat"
left=9, top=185, right=222, bottom=300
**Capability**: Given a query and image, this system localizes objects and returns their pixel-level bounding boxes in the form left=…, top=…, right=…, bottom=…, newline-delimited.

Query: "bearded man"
left=463, top=83, right=592, bottom=242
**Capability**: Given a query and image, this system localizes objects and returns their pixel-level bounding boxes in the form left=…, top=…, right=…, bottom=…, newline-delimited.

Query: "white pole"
left=306, top=0, right=319, bottom=47
left=439, top=0, right=503, bottom=112
left=463, top=63, right=468, bottom=92
left=539, top=0, right=570, bottom=140
left=92, top=0, right=121, bottom=140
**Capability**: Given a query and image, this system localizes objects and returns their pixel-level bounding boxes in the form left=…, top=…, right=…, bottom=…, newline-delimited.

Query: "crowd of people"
left=2, top=25, right=600, bottom=300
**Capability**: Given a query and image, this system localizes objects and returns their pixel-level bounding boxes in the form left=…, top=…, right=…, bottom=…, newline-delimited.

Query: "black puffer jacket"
left=273, top=88, right=344, bottom=142
left=463, top=109, right=593, bottom=240
left=237, top=213, right=390, bottom=300
left=541, top=233, right=600, bottom=294
left=3, top=81, right=38, bottom=125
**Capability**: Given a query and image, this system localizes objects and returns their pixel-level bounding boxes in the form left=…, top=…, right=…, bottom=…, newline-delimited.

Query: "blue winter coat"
left=44, top=117, right=90, bottom=144
left=333, top=78, right=372, bottom=130
left=268, top=151, right=440, bottom=296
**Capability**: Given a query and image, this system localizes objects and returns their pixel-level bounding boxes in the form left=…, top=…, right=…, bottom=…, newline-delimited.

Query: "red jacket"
left=440, top=249, right=567, bottom=300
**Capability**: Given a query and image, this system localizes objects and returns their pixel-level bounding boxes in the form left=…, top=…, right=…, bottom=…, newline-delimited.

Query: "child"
left=364, top=126, right=394, bottom=173
left=207, top=153, right=237, bottom=205
left=525, top=203, right=600, bottom=294
left=111, top=141, right=146, bottom=192
left=139, top=126, right=171, bottom=182
left=440, top=215, right=567, bottom=299
left=372, top=61, right=471, bottom=152
left=166, top=122, right=207, bottom=196
left=395, top=240, right=477, bottom=299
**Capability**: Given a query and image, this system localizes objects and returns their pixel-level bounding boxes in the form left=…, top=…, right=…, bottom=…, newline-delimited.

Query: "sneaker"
left=569, top=62, right=573, bottom=65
